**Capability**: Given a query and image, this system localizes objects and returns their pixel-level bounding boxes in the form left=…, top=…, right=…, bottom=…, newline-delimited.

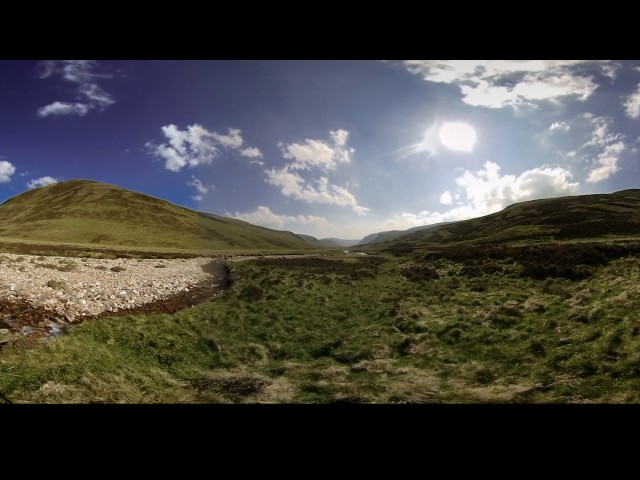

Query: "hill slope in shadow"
left=375, top=189, right=640, bottom=253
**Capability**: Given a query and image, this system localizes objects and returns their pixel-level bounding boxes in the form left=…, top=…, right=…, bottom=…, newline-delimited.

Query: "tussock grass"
left=3, top=252, right=640, bottom=403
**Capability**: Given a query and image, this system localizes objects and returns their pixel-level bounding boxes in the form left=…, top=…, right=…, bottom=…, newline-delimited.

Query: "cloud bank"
left=401, top=60, right=611, bottom=109
left=233, top=205, right=331, bottom=231
left=392, top=161, right=579, bottom=228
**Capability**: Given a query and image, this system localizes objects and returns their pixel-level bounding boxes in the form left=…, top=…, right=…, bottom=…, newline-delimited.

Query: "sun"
left=439, top=122, right=477, bottom=152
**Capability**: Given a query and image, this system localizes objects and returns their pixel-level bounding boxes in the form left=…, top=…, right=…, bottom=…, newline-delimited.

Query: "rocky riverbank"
left=0, top=253, right=221, bottom=340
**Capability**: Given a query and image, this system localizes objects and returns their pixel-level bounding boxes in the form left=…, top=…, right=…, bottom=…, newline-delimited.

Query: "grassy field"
left=3, top=244, right=640, bottom=403
left=0, top=237, right=317, bottom=260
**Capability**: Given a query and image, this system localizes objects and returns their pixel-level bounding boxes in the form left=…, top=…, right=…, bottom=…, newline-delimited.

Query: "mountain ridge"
left=0, top=179, right=314, bottom=253
left=373, top=189, right=640, bottom=253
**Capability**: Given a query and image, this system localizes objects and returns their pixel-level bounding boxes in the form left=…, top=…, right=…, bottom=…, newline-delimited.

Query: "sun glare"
left=439, top=122, right=477, bottom=152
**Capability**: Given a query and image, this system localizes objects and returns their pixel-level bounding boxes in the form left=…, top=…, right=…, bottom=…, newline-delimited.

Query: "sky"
left=1, top=59, right=640, bottom=240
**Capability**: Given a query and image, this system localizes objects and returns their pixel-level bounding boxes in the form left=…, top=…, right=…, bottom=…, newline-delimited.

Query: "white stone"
left=0, top=253, right=218, bottom=323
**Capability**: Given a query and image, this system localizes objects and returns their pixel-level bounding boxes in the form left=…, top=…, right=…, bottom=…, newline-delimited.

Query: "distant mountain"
left=320, top=238, right=361, bottom=247
left=0, top=180, right=313, bottom=252
left=296, top=235, right=361, bottom=248
left=358, top=222, right=454, bottom=245
left=374, top=189, right=640, bottom=253
left=295, top=234, right=327, bottom=247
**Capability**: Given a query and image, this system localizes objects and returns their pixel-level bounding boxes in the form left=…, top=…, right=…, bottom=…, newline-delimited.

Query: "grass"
left=3, top=247, right=640, bottom=403
left=0, top=179, right=319, bottom=255
left=36, top=258, right=78, bottom=272
left=373, top=188, right=640, bottom=254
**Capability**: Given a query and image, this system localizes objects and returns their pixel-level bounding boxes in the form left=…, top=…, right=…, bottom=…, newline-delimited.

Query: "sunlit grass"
left=3, top=251, right=640, bottom=403
left=0, top=180, right=317, bottom=256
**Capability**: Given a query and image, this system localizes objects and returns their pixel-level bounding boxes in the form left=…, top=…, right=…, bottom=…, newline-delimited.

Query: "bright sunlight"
left=439, top=122, right=477, bottom=152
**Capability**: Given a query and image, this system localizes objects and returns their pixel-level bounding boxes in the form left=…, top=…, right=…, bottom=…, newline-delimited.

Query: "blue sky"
left=1, top=60, right=639, bottom=240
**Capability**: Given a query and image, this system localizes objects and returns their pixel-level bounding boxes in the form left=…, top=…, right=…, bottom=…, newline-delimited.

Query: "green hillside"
left=358, top=222, right=453, bottom=246
left=0, top=180, right=313, bottom=253
left=376, top=189, right=640, bottom=253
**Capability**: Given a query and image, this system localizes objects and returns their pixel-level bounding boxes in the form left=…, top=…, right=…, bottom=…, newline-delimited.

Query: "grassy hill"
left=0, top=180, right=313, bottom=254
left=375, top=189, right=640, bottom=254
left=358, top=222, right=453, bottom=246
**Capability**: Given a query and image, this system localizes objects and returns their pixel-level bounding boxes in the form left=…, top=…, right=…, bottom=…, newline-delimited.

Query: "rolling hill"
left=0, top=180, right=314, bottom=253
left=357, top=222, right=453, bottom=246
left=375, top=189, right=640, bottom=253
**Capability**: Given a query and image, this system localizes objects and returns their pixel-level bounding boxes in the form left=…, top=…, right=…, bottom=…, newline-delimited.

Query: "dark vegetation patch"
left=36, top=259, right=77, bottom=272
left=251, top=255, right=385, bottom=280
left=239, top=283, right=264, bottom=302
left=46, top=280, right=66, bottom=290
left=401, top=242, right=640, bottom=281
left=193, top=373, right=271, bottom=402
left=401, top=265, right=439, bottom=282
left=0, top=241, right=203, bottom=259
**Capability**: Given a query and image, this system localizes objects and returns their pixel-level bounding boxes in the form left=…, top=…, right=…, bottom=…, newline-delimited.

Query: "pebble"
left=0, top=254, right=216, bottom=322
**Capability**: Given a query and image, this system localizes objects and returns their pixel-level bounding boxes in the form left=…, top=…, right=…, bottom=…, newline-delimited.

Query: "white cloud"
left=211, top=128, right=243, bottom=149
left=440, top=191, right=453, bottom=205
left=549, top=121, right=570, bottom=132
left=191, top=194, right=203, bottom=202
left=581, top=116, right=625, bottom=182
left=551, top=114, right=626, bottom=183
left=624, top=83, right=640, bottom=119
left=240, top=147, right=263, bottom=158
left=584, top=116, right=619, bottom=147
left=187, top=175, right=210, bottom=196
left=586, top=141, right=624, bottom=183
left=264, top=129, right=367, bottom=215
left=38, top=101, right=90, bottom=117
left=601, top=63, right=620, bottom=80
left=39, top=60, right=107, bottom=84
left=233, top=205, right=331, bottom=231
left=147, top=124, right=261, bottom=172
left=401, top=60, right=607, bottom=109
left=37, top=60, right=114, bottom=117
left=456, top=161, right=579, bottom=211
left=78, top=83, right=114, bottom=109
left=391, top=161, right=579, bottom=228
left=265, top=167, right=304, bottom=197
left=0, top=160, right=16, bottom=183
left=27, top=176, right=58, bottom=189
left=281, top=129, right=353, bottom=171
left=265, top=167, right=368, bottom=215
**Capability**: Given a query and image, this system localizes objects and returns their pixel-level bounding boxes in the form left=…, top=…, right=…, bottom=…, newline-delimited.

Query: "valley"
left=6, top=59, right=640, bottom=405
left=2, top=181, right=640, bottom=403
